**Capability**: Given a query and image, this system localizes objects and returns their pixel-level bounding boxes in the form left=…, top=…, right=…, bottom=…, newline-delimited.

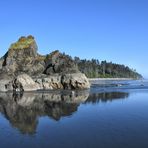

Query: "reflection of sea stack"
left=140, top=80, right=144, bottom=86
left=0, top=91, right=89, bottom=134
left=86, top=91, right=129, bottom=103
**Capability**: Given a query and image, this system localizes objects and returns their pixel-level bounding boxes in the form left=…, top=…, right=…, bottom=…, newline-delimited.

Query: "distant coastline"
left=88, top=78, right=134, bottom=81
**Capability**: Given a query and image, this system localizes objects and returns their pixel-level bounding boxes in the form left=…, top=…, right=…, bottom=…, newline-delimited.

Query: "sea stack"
left=0, top=35, right=90, bottom=92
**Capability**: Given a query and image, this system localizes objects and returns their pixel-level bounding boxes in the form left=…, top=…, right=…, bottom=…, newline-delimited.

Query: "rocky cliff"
left=0, top=36, right=90, bottom=92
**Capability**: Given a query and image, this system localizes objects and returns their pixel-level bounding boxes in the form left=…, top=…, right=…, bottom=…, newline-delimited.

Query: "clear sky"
left=0, top=0, right=148, bottom=78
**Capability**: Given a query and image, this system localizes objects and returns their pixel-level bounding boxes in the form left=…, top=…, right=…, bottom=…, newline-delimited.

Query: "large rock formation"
left=0, top=36, right=90, bottom=92
left=1, top=36, right=44, bottom=76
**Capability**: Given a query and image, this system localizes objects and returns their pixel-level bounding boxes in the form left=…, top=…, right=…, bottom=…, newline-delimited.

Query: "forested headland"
left=74, top=57, right=142, bottom=79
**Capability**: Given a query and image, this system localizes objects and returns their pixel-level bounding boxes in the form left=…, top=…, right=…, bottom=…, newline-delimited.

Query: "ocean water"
left=0, top=80, right=148, bottom=148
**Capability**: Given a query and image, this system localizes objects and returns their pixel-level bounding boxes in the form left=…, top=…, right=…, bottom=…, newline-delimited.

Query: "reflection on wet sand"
left=0, top=91, right=89, bottom=134
left=0, top=90, right=129, bottom=134
left=86, top=92, right=129, bottom=104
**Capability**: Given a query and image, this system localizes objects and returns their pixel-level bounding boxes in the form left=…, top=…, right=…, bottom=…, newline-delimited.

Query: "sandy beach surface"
left=89, top=78, right=134, bottom=81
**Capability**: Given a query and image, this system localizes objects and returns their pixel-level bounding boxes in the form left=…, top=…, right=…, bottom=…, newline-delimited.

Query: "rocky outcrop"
left=0, top=73, right=90, bottom=92
left=61, top=73, right=90, bottom=89
left=12, top=74, right=40, bottom=91
left=35, top=73, right=90, bottom=90
left=0, top=35, right=90, bottom=92
left=44, top=50, right=78, bottom=74
left=1, top=36, right=45, bottom=76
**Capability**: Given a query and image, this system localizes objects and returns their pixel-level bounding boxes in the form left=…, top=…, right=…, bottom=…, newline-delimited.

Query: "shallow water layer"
left=0, top=80, right=148, bottom=148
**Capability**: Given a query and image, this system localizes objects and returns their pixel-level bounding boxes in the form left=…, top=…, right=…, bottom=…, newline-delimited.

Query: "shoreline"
left=88, top=78, right=134, bottom=81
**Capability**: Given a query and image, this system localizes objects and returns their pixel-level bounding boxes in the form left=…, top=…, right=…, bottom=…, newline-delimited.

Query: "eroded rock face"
left=44, top=50, right=78, bottom=74
left=12, top=74, right=40, bottom=92
left=1, top=36, right=46, bottom=76
left=61, top=73, right=90, bottom=89
left=0, top=73, right=90, bottom=92
left=35, top=74, right=63, bottom=90
left=0, top=35, right=90, bottom=92
left=35, top=73, right=90, bottom=90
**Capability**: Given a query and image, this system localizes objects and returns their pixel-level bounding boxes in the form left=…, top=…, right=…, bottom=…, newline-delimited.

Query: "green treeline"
left=74, top=57, right=142, bottom=79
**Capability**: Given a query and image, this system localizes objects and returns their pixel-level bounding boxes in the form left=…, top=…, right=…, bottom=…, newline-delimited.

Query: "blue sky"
left=0, top=0, right=148, bottom=78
